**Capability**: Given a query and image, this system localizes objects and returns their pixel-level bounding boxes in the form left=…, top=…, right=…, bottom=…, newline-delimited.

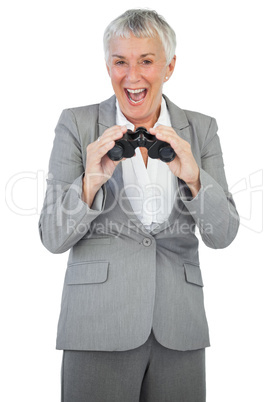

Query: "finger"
left=93, top=125, right=128, bottom=159
left=155, top=131, right=178, bottom=148
left=151, top=126, right=179, bottom=143
left=148, top=128, right=157, bottom=136
left=100, top=125, right=127, bottom=141
left=151, top=127, right=191, bottom=159
left=93, top=139, right=117, bottom=162
left=88, top=127, right=123, bottom=154
left=94, top=125, right=128, bottom=158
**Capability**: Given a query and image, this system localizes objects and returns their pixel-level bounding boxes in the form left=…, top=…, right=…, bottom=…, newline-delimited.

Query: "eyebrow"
left=140, top=53, right=155, bottom=58
left=111, top=54, right=125, bottom=59
left=111, top=53, right=156, bottom=58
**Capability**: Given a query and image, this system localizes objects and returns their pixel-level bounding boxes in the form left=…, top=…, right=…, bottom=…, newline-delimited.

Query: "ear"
left=166, top=55, right=176, bottom=79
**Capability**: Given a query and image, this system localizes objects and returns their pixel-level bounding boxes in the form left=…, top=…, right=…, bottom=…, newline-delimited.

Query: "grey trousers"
left=61, top=331, right=206, bottom=402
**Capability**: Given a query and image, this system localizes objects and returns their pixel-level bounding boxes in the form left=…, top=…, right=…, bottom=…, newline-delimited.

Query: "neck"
left=127, top=102, right=162, bottom=130
left=132, top=114, right=159, bottom=131
left=132, top=108, right=160, bottom=130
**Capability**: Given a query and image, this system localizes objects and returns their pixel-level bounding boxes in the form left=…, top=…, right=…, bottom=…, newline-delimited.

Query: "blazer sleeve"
left=38, top=109, right=106, bottom=254
left=179, top=117, right=239, bottom=249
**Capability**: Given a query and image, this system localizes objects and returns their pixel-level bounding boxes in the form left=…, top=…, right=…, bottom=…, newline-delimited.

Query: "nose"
left=126, top=64, right=141, bottom=83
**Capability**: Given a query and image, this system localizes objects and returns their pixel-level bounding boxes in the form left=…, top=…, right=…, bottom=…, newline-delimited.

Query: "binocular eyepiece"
left=107, top=127, right=175, bottom=163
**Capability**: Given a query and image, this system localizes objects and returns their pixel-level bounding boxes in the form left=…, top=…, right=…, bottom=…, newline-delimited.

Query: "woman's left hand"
left=150, top=125, right=201, bottom=198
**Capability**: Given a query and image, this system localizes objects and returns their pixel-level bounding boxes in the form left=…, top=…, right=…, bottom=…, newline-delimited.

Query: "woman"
left=39, top=9, right=239, bottom=402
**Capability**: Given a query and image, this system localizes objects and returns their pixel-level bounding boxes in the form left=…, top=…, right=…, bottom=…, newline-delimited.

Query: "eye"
left=142, top=60, right=152, bottom=65
left=115, top=60, right=126, bottom=66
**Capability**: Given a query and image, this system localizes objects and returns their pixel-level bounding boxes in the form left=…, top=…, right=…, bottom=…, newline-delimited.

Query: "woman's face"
left=106, top=34, right=176, bottom=128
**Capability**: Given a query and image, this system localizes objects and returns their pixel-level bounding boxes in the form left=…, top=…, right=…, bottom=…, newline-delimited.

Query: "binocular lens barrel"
left=108, top=144, right=124, bottom=161
left=158, top=147, right=176, bottom=162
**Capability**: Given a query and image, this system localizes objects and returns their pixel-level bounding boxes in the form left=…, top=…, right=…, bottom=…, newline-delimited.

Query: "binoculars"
left=107, top=127, right=176, bottom=163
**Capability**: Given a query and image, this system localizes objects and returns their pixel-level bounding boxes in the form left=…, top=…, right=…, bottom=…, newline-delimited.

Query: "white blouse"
left=116, top=97, right=177, bottom=231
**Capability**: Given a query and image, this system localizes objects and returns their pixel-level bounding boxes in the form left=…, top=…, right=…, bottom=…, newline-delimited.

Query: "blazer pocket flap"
left=78, top=237, right=111, bottom=245
left=66, top=262, right=109, bottom=285
left=184, top=263, right=204, bottom=287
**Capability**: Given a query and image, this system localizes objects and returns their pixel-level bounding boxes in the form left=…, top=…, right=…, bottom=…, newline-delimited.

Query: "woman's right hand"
left=82, top=125, right=127, bottom=207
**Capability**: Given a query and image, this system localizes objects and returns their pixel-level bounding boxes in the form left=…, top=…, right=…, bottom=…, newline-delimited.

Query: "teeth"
left=129, top=98, right=144, bottom=104
left=126, top=88, right=146, bottom=93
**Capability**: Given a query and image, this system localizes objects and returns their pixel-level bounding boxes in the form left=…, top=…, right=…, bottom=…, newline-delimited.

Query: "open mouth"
left=125, top=88, right=147, bottom=105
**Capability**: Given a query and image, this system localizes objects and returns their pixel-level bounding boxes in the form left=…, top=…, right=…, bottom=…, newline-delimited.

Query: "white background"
left=1, top=0, right=267, bottom=400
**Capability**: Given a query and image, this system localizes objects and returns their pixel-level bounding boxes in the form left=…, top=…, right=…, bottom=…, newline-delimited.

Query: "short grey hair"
left=103, top=9, right=176, bottom=65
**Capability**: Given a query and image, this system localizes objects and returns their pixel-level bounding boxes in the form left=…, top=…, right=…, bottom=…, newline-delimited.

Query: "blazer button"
left=142, top=238, right=152, bottom=247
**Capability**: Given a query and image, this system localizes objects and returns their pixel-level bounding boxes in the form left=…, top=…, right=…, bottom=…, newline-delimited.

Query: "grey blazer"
left=39, top=95, right=239, bottom=352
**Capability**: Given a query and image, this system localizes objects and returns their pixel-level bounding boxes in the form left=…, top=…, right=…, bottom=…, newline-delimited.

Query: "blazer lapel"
left=98, top=95, right=125, bottom=203
left=98, top=95, right=117, bottom=135
left=151, top=96, right=191, bottom=234
left=163, top=94, right=191, bottom=141
left=98, top=96, right=147, bottom=232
